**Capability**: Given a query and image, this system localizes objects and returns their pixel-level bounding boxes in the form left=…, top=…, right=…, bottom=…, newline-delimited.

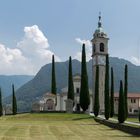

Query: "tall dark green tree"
left=0, top=88, right=2, bottom=116
left=80, top=44, right=90, bottom=112
left=124, top=64, right=128, bottom=120
left=118, top=80, right=125, bottom=123
left=12, top=84, right=17, bottom=115
left=94, top=66, right=99, bottom=117
left=67, top=56, right=74, bottom=100
left=139, top=108, right=140, bottom=122
left=110, top=67, right=114, bottom=118
left=104, top=54, right=110, bottom=120
left=51, top=55, right=56, bottom=95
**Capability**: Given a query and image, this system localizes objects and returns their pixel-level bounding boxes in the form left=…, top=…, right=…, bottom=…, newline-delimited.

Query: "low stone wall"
left=94, top=118, right=140, bottom=136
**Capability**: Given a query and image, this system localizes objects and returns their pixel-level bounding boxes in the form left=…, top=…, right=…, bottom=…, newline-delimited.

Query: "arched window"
left=100, top=43, right=104, bottom=52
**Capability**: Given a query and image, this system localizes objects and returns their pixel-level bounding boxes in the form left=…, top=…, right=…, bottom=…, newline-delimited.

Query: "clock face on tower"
left=98, top=55, right=106, bottom=65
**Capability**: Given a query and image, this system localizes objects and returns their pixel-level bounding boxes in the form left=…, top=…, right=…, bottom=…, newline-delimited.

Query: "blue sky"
left=0, top=0, right=140, bottom=75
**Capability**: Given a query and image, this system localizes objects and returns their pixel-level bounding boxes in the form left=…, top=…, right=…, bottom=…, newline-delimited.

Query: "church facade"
left=32, top=15, right=107, bottom=113
left=32, top=74, right=93, bottom=112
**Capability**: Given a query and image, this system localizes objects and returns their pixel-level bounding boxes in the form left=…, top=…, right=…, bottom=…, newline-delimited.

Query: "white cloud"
left=74, top=38, right=92, bottom=61
left=130, top=56, right=140, bottom=65
left=0, top=25, right=60, bottom=75
left=0, top=44, right=29, bottom=74
left=75, top=38, right=91, bottom=47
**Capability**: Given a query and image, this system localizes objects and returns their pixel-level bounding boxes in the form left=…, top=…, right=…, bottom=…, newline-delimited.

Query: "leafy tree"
left=124, top=64, right=128, bottom=120
left=104, top=54, right=110, bottom=120
left=94, top=66, right=99, bottom=117
left=118, top=80, right=125, bottom=123
left=110, top=67, right=114, bottom=117
left=12, top=84, right=17, bottom=115
left=80, top=44, right=90, bottom=112
left=51, top=55, right=56, bottom=95
left=0, top=88, right=2, bottom=116
left=67, top=56, right=74, bottom=100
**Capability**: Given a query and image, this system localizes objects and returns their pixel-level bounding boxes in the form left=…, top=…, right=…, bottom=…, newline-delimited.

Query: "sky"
left=0, top=0, right=140, bottom=75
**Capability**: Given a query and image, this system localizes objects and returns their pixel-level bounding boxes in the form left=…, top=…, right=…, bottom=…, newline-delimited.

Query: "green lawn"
left=0, top=113, right=139, bottom=140
left=113, top=116, right=139, bottom=123
left=126, top=117, right=139, bottom=123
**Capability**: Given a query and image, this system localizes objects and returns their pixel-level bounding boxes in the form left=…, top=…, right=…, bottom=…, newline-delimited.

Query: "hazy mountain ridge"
left=0, top=75, right=34, bottom=97
left=4, top=57, right=140, bottom=112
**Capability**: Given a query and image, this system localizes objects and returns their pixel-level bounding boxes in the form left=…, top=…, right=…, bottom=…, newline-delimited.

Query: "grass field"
left=0, top=113, right=139, bottom=140
left=126, top=117, right=139, bottom=123
left=113, top=116, right=139, bottom=123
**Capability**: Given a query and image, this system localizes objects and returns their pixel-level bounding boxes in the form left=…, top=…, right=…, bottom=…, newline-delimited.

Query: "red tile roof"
left=43, top=93, right=56, bottom=97
left=114, top=93, right=140, bottom=98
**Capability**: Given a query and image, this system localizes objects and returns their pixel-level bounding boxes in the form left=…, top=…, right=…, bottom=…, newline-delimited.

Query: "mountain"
left=0, top=75, right=34, bottom=97
left=4, top=57, right=140, bottom=112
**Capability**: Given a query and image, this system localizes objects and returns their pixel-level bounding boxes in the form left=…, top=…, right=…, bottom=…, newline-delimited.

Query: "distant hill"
left=0, top=75, right=34, bottom=97
left=4, top=57, right=140, bottom=112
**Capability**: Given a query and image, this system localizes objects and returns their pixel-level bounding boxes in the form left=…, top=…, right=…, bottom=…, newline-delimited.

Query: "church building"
left=32, top=74, right=93, bottom=112
left=32, top=15, right=108, bottom=113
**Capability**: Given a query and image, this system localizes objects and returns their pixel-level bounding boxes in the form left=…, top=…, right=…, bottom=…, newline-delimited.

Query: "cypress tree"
left=124, top=64, right=128, bottom=120
left=51, top=55, right=56, bottom=95
left=0, top=88, right=2, bottom=116
left=110, top=67, right=114, bottom=118
left=139, top=108, right=140, bottom=122
left=67, top=56, right=74, bottom=100
left=118, top=80, right=125, bottom=123
left=94, top=66, right=99, bottom=117
left=80, top=44, right=90, bottom=112
left=12, top=84, right=17, bottom=115
left=104, top=54, right=110, bottom=120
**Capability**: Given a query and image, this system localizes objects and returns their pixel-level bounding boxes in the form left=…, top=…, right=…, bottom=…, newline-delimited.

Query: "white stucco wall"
left=56, top=94, right=61, bottom=111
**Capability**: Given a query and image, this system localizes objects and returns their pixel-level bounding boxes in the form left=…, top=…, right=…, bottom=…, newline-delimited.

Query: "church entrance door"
left=46, top=99, right=55, bottom=111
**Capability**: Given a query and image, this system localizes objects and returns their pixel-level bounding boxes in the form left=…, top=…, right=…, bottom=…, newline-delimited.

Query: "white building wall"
left=74, top=81, right=80, bottom=93
left=114, top=98, right=140, bottom=114
left=127, top=98, right=139, bottom=114
left=60, top=95, right=67, bottom=111
left=56, top=94, right=61, bottom=111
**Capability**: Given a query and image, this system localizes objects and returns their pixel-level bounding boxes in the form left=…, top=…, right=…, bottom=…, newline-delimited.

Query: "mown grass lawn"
left=126, top=117, right=139, bottom=123
left=113, top=116, right=139, bottom=123
left=0, top=113, right=139, bottom=140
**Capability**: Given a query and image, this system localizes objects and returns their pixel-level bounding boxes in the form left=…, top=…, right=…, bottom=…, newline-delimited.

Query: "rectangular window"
left=134, top=109, right=138, bottom=113
left=131, top=99, right=136, bottom=103
left=76, top=88, right=80, bottom=94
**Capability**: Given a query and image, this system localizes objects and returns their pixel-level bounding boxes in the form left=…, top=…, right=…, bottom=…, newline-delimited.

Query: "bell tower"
left=91, top=14, right=109, bottom=113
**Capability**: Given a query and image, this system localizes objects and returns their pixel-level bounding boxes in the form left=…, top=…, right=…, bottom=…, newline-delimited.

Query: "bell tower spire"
left=91, top=14, right=109, bottom=113
left=98, top=12, right=102, bottom=28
